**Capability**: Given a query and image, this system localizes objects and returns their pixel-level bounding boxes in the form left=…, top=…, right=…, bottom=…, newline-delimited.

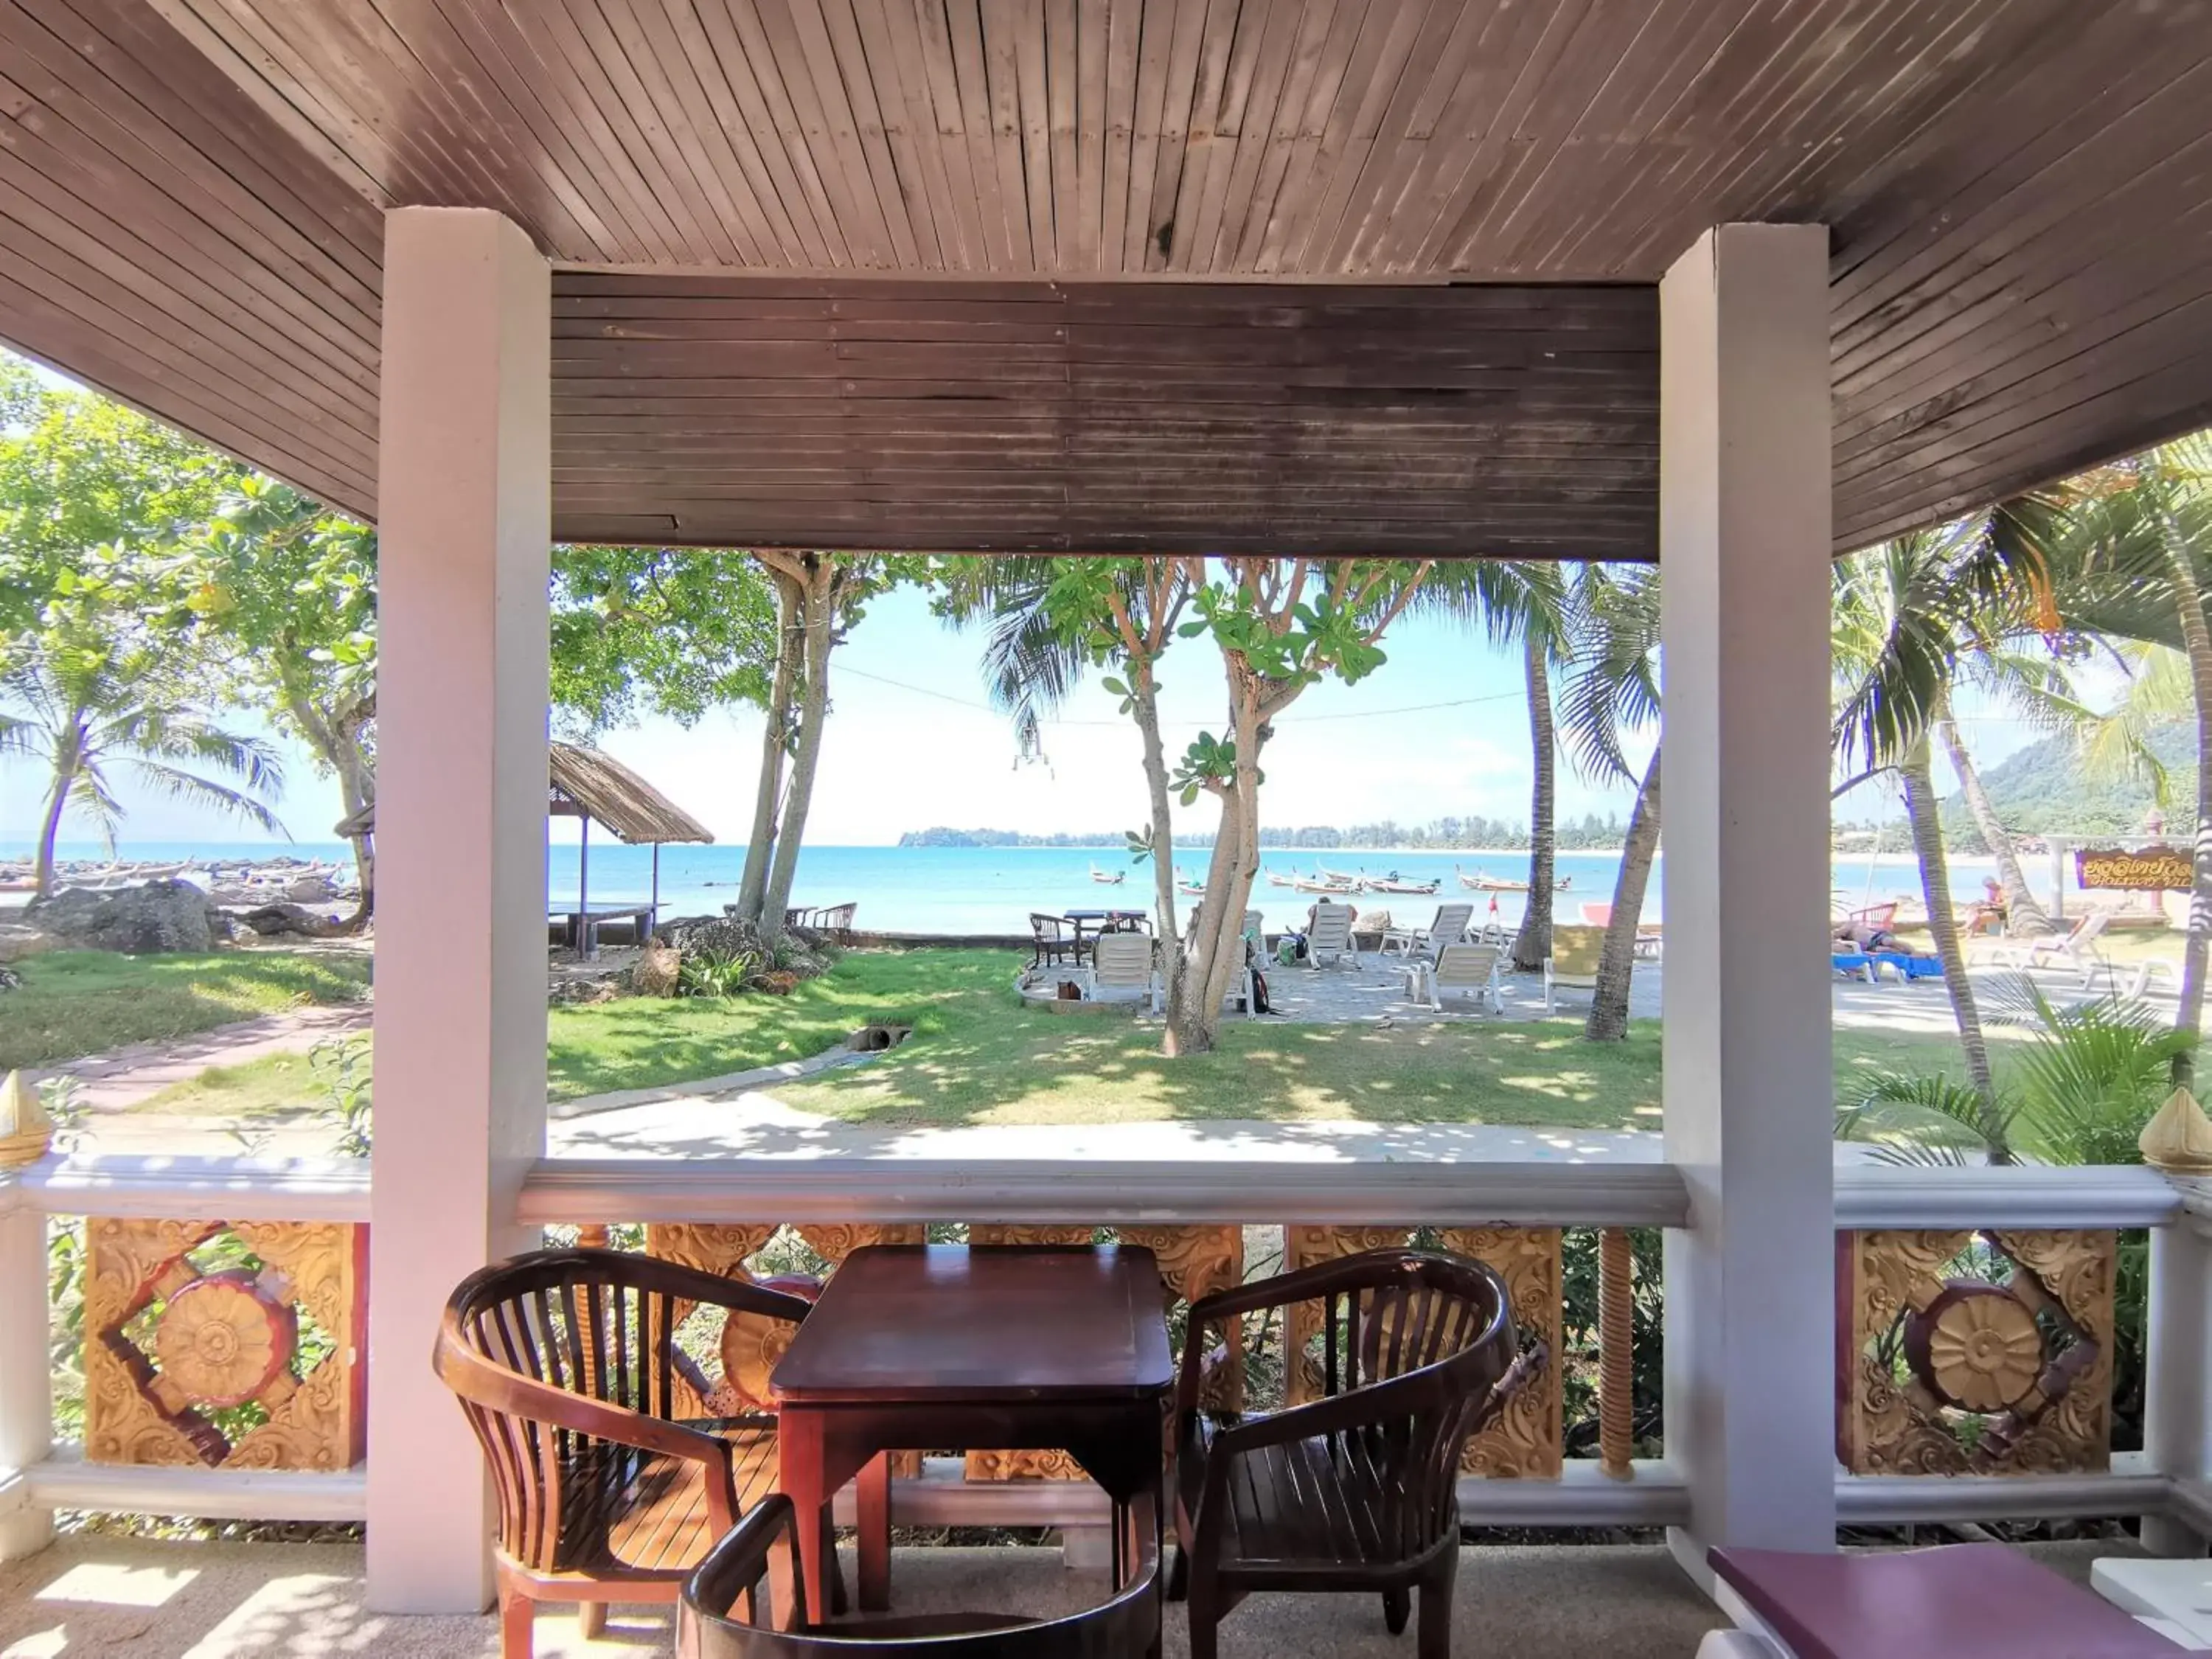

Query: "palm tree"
left=2, top=630, right=282, bottom=895
left=1418, top=562, right=1571, bottom=970
left=1830, top=521, right=2067, bottom=1099
left=1554, top=564, right=1661, bottom=1042
left=2008, top=438, right=2212, bottom=1065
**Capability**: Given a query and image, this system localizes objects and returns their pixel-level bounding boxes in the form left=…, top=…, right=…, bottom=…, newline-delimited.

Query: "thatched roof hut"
left=333, top=742, right=712, bottom=846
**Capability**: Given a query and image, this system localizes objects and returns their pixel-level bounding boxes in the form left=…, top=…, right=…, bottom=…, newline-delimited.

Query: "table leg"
left=857, top=1453, right=891, bottom=1611
left=776, top=1408, right=834, bottom=1623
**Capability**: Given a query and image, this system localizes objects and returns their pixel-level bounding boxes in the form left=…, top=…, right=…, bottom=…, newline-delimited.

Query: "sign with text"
left=2075, top=845, right=2193, bottom=891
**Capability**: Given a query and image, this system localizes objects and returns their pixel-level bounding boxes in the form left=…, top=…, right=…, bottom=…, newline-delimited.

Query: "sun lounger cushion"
left=1874, top=951, right=1944, bottom=981
left=1831, top=952, right=1874, bottom=979
left=1711, top=1545, right=2185, bottom=1659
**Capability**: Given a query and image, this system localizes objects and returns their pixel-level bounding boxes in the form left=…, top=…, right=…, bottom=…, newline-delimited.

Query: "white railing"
left=3, top=1151, right=2208, bottom=1551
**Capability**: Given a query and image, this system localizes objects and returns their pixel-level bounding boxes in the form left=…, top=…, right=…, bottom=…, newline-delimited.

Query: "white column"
left=1660, top=223, right=1837, bottom=1574
left=2143, top=1211, right=2212, bottom=1554
left=0, top=1179, right=53, bottom=1561
left=366, top=207, right=551, bottom=1613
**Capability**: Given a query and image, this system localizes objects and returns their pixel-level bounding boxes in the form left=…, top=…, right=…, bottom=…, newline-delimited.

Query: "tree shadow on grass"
left=782, top=1006, right=1668, bottom=1133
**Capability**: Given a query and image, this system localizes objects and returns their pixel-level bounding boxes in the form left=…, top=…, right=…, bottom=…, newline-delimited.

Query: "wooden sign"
left=2075, top=845, right=2193, bottom=891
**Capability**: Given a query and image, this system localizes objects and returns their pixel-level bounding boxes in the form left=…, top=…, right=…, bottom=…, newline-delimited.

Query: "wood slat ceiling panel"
left=0, top=0, right=2205, bottom=557
left=547, top=275, right=1659, bottom=557
left=0, top=0, right=383, bottom=517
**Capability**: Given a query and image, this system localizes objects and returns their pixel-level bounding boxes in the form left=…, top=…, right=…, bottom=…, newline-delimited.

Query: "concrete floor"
left=0, top=1535, right=1727, bottom=1658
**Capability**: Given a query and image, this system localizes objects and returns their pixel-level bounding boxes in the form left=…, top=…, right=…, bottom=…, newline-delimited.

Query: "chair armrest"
left=1186, top=1249, right=1424, bottom=1332
left=1209, top=1368, right=1440, bottom=1460
left=686, top=1492, right=799, bottom=1629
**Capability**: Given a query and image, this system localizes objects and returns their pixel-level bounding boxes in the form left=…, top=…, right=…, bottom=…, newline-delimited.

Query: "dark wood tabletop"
left=773, top=1244, right=1173, bottom=1405
left=770, top=1244, right=1175, bottom=1617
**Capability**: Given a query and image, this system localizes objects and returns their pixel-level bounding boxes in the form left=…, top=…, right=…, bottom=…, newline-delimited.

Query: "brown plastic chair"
left=435, top=1247, right=845, bottom=1659
left=679, top=1491, right=1161, bottom=1657
left=1167, top=1249, right=1532, bottom=1659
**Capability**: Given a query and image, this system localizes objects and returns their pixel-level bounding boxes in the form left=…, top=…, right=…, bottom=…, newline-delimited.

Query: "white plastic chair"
left=1090, top=931, right=1161, bottom=1010
left=1427, top=942, right=1504, bottom=1014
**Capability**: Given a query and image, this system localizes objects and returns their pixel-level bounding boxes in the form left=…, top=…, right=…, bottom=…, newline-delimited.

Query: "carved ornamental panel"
left=1837, top=1228, right=2115, bottom=1475
left=85, top=1218, right=367, bottom=1472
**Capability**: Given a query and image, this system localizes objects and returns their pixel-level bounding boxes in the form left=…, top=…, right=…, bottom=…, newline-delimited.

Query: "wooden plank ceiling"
left=554, top=276, right=1655, bottom=557
left=0, top=0, right=2208, bottom=556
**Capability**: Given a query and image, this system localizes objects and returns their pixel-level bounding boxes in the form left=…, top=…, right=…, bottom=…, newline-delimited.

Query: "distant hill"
left=1943, top=724, right=2193, bottom=848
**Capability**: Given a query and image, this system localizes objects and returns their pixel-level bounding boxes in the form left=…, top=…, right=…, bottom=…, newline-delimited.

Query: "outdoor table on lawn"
left=1061, top=908, right=1150, bottom=964
left=552, top=900, right=655, bottom=953
left=771, top=1243, right=1174, bottom=1618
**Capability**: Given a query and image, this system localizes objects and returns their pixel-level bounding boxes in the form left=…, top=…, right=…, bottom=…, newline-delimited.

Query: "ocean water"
left=21, top=838, right=2054, bottom=936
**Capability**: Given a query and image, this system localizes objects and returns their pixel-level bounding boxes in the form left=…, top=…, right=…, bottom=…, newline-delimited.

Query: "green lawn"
left=125, top=947, right=1986, bottom=1131
left=0, top=948, right=372, bottom=1071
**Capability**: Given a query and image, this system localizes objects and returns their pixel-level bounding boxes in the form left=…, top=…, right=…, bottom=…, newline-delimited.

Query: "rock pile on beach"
left=26, top=879, right=231, bottom=954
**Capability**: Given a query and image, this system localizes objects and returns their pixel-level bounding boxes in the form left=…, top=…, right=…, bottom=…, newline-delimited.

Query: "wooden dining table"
left=770, top=1243, right=1175, bottom=1617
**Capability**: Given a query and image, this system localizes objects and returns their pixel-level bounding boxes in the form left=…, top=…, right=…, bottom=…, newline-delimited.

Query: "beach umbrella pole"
left=579, top=816, right=591, bottom=959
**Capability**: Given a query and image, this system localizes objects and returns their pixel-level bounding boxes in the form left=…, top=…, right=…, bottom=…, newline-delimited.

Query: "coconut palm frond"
left=122, top=758, right=287, bottom=836
left=1837, top=1071, right=2020, bottom=1167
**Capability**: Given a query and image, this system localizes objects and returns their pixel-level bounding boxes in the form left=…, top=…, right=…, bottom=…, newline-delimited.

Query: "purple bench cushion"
left=1711, top=1545, right=2183, bottom=1659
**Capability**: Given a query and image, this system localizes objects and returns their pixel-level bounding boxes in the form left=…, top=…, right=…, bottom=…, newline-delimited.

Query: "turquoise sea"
left=21, top=838, right=2051, bottom=936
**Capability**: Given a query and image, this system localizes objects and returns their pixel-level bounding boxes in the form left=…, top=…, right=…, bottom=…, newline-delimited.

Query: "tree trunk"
left=1585, top=748, right=1660, bottom=1042
left=1164, top=799, right=1244, bottom=1056
left=287, top=689, right=377, bottom=931
left=1132, top=661, right=1183, bottom=1018
left=759, top=568, right=835, bottom=938
left=2163, top=520, right=2212, bottom=1077
left=1903, top=737, right=1997, bottom=1099
left=1513, top=627, right=1557, bottom=973
left=1935, top=709, right=2049, bottom=936
left=1166, top=690, right=1270, bottom=1057
left=32, top=754, right=73, bottom=899
left=737, top=573, right=801, bottom=925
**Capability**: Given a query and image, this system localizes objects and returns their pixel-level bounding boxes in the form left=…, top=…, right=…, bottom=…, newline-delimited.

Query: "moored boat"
left=1088, top=861, right=1125, bottom=885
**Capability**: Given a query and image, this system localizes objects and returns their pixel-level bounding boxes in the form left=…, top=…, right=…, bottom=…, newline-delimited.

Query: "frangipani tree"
left=936, top=554, right=1198, bottom=1007
left=193, top=477, right=378, bottom=920
left=1165, top=557, right=1431, bottom=1054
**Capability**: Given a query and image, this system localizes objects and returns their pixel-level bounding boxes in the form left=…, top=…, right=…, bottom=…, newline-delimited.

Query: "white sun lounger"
left=1426, top=942, right=1504, bottom=1014
left=1380, top=900, right=1475, bottom=962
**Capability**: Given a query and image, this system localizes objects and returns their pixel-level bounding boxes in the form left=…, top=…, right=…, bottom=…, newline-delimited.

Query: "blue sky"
left=0, top=578, right=2053, bottom=854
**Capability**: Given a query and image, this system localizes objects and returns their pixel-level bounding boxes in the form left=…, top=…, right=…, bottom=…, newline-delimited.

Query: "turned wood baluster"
left=1599, top=1228, right=1635, bottom=1479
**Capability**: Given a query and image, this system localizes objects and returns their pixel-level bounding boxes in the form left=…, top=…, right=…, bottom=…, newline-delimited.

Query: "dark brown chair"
left=1168, top=1250, right=1532, bottom=1659
left=679, top=1491, right=1161, bottom=1657
left=435, top=1247, right=841, bottom=1659
left=1030, top=913, right=1077, bottom=969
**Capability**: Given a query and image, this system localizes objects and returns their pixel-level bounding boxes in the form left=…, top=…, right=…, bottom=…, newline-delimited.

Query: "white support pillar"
left=366, top=207, right=551, bottom=1613
left=2143, top=1210, right=2212, bottom=1554
left=1659, top=223, right=1837, bottom=1576
left=0, top=1177, right=53, bottom=1561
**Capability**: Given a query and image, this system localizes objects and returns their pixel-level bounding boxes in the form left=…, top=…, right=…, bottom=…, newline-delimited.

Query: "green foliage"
left=309, top=1032, right=372, bottom=1158
left=1169, top=729, right=1245, bottom=806
left=676, top=945, right=759, bottom=998
left=1838, top=978, right=2189, bottom=1166
left=1939, top=722, right=2192, bottom=846
left=190, top=476, right=377, bottom=774
left=0, top=353, right=238, bottom=646
left=549, top=546, right=779, bottom=735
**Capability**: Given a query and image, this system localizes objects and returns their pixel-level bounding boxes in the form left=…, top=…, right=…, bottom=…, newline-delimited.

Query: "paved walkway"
left=31, top=1002, right=372, bottom=1114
